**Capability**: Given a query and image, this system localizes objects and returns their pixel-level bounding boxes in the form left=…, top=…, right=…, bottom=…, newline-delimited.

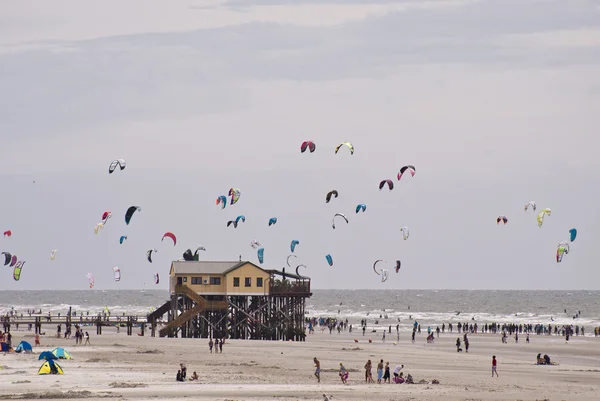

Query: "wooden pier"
left=1, top=313, right=150, bottom=336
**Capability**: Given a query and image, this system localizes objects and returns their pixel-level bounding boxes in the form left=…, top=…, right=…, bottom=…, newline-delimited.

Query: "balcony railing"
left=269, top=279, right=311, bottom=296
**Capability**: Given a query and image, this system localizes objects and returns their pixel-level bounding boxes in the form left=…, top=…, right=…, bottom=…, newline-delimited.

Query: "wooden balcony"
left=269, top=279, right=311, bottom=296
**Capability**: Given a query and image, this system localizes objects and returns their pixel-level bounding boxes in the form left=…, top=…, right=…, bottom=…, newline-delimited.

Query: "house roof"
left=170, top=260, right=267, bottom=275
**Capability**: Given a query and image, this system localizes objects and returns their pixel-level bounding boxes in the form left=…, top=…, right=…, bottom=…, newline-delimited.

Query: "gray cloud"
left=0, top=0, right=598, bottom=290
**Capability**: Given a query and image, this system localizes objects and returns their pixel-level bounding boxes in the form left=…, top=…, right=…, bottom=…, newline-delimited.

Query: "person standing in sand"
left=492, top=355, right=498, bottom=377
left=219, top=338, right=224, bottom=353
left=215, top=338, right=220, bottom=353
left=383, top=361, right=390, bottom=383
left=84, top=331, right=90, bottom=345
left=364, top=360, right=374, bottom=383
left=209, top=338, right=213, bottom=353
left=313, top=357, right=321, bottom=383
left=377, top=359, right=384, bottom=383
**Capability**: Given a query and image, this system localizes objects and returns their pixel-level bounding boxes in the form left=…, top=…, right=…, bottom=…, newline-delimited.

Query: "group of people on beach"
left=313, top=357, right=409, bottom=385
left=208, top=337, right=225, bottom=353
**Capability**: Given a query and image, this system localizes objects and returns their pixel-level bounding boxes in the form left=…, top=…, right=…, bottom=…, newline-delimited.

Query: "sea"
left=1, top=290, right=599, bottom=332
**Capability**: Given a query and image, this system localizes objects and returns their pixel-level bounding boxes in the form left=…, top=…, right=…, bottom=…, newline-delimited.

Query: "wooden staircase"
left=158, top=286, right=228, bottom=338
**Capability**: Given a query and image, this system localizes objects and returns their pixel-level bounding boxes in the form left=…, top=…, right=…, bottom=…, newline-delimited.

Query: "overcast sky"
left=0, top=0, right=598, bottom=290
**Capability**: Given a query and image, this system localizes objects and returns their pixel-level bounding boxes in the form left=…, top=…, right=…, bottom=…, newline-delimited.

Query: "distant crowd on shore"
left=305, top=315, right=600, bottom=339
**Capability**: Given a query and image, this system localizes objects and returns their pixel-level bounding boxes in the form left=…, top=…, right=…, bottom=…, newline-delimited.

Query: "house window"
left=244, top=277, right=251, bottom=287
left=191, top=277, right=202, bottom=285
left=183, top=277, right=187, bottom=283
left=233, top=277, right=240, bottom=287
left=256, top=277, right=263, bottom=287
left=209, top=277, right=221, bottom=285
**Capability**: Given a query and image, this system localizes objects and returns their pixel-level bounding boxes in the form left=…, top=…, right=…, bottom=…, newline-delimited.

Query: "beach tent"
left=51, top=347, right=72, bottom=359
left=0, top=342, right=10, bottom=353
left=38, top=359, right=63, bottom=375
left=15, top=341, right=32, bottom=353
left=38, top=351, right=58, bottom=361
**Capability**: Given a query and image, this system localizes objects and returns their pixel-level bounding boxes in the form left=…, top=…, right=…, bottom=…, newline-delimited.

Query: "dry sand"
left=1, top=328, right=599, bottom=400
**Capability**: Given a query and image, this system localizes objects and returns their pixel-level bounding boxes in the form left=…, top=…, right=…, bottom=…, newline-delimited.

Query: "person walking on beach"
left=526, top=333, right=530, bottom=343
left=383, top=362, right=390, bottom=383
left=492, top=355, right=498, bottom=377
left=463, top=333, right=469, bottom=353
left=377, top=359, right=384, bottom=383
left=219, top=337, right=224, bottom=353
left=35, top=334, right=40, bottom=347
left=215, top=338, right=220, bottom=353
left=209, top=338, right=214, bottom=353
left=313, top=357, right=321, bottom=383
left=339, top=362, right=348, bottom=384
left=364, top=359, right=374, bottom=383
left=456, top=337, right=461, bottom=352
left=84, top=332, right=90, bottom=345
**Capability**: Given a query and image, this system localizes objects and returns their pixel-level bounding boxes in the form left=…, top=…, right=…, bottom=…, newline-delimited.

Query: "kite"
left=195, top=247, right=206, bottom=255
left=379, top=179, right=393, bottom=191
left=94, top=223, right=104, bottom=234
left=10, top=255, right=17, bottom=267
left=290, top=240, right=299, bottom=253
left=334, top=142, right=354, bottom=155
left=113, top=267, right=121, bottom=282
left=119, top=235, right=127, bottom=244
left=524, top=201, right=536, bottom=212
left=228, top=215, right=246, bottom=228
left=147, top=249, right=157, bottom=263
left=537, top=208, right=551, bottom=228
left=332, top=213, right=348, bottom=229
left=397, top=165, right=416, bottom=180
left=125, top=206, right=141, bottom=225
left=401, top=226, right=409, bottom=240
left=216, top=195, right=227, bottom=209
left=101, top=211, right=112, bottom=224
left=300, top=141, right=316, bottom=153
left=251, top=239, right=261, bottom=249
left=496, top=216, right=508, bottom=225
left=50, top=250, right=57, bottom=260
left=556, top=242, right=570, bottom=263
left=395, top=260, right=401, bottom=273
left=569, top=228, right=577, bottom=242
left=3, top=230, right=12, bottom=237
left=229, top=188, right=241, bottom=205
left=325, top=254, right=333, bottom=266
left=286, top=254, right=297, bottom=268
left=268, top=217, right=278, bottom=226
left=86, top=273, right=94, bottom=289
left=257, top=248, right=264, bottom=264
left=162, top=232, right=177, bottom=246
left=373, top=259, right=386, bottom=276
left=326, top=190, right=339, bottom=203
left=355, top=204, right=366, bottom=213
left=183, top=249, right=194, bottom=261
left=2, top=252, right=11, bottom=266
left=381, top=269, right=389, bottom=283
left=295, top=264, right=306, bottom=276
left=13, top=261, right=24, bottom=281
left=108, top=159, right=126, bottom=174
left=154, top=273, right=159, bottom=284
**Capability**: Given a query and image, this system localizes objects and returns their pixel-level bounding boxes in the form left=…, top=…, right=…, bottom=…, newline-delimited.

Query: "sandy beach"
left=1, top=327, right=599, bottom=401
